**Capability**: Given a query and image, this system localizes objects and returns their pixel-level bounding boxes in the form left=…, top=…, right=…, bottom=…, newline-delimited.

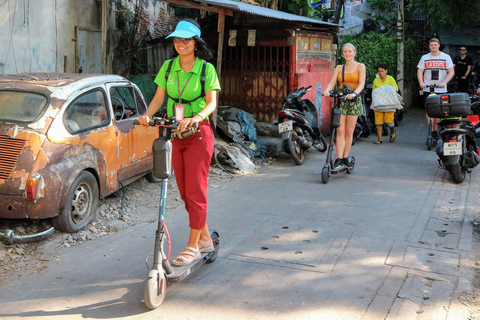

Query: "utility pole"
left=397, top=0, right=404, bottom=94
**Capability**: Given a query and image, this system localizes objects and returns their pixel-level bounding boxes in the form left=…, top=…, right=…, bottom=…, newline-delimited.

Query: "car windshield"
left=0, top=90, right=48, bottom=122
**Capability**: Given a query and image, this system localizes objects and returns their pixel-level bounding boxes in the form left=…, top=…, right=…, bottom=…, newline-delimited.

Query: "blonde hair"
left=342, top=43, right=356, bottom=52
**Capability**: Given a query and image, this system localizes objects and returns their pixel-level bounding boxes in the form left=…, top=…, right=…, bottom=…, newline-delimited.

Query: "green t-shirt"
left=154, top=56, right=221, bottom=118
left=372, top=75, right=398, bottom=91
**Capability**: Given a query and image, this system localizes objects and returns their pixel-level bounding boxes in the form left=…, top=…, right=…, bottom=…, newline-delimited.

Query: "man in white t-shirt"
left=417, top=38, right=454, bottom=136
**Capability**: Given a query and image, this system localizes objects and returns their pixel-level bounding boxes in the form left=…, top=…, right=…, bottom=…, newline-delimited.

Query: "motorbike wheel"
left=450, top=163, right=466, bottom=184
left=359, top=117, right=371, bottom=137
left=321, top=165, right=330, bottom=184
left=313, top=134, right=327, bottom=152
left=287, top=131, right=305, bottom=165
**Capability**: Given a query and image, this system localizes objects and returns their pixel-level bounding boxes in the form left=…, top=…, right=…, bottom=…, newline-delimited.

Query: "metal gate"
left=219, top=45, right=289, bottom=123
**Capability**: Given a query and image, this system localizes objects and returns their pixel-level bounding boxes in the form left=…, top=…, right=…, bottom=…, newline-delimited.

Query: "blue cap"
left=166, top=21, right=201, bottom=39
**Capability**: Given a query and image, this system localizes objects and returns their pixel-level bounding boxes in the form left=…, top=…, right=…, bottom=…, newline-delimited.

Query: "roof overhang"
left=164, top=0, right=340, bottom=31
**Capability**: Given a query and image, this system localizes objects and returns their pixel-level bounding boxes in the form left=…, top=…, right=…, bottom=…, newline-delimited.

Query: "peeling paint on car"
left=0, top=73, right=157, bottom=225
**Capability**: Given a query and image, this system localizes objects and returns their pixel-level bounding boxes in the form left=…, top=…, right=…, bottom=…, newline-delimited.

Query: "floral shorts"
left=338, top=94, right=363, bottom=116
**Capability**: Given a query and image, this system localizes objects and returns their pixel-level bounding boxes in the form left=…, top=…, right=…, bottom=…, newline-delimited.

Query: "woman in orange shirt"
left=323, top=43, right=366, bottom=170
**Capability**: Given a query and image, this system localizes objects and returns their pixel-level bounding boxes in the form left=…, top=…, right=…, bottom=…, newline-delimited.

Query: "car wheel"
left=51, top=171, right=99, bottom=233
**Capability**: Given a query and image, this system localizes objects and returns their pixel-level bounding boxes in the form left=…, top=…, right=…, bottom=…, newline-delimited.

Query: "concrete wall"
left=0, top=0, right=100, bottom=74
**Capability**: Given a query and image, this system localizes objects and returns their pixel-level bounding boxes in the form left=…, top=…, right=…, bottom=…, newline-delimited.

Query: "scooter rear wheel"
left=144, top=271, right=167, bottom=309
left=206, top=231, right=220, bottom=263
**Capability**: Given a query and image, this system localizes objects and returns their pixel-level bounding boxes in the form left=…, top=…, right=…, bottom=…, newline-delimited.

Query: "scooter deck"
left=166, top=250, right=218, bottom=282
left=331, top=166, right=354, bottom=174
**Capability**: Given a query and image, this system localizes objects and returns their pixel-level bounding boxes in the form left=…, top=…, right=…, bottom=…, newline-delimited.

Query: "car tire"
left=51, top=171, right=99, bottom=233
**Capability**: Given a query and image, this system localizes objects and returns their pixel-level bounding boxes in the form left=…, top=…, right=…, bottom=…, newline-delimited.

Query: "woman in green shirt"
left=139, top=19, right=221, bottom=266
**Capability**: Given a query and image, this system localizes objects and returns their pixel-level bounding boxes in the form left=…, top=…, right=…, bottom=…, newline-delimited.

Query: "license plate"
left=278, top=120, right=293, bottom=133
left=444, top=141, right=462, bottom=155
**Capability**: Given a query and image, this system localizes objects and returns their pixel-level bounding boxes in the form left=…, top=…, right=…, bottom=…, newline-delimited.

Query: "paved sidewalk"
left=0, top=108, right=479, bottom=319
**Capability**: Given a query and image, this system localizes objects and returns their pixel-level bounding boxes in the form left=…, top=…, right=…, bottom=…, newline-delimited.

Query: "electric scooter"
left=321, top=91, right=355, bottom=184
left=133, top=117, right=219, bottom=309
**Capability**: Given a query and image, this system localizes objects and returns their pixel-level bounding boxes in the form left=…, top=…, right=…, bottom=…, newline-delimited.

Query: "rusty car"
left=0, top=73, right=159, bottom=233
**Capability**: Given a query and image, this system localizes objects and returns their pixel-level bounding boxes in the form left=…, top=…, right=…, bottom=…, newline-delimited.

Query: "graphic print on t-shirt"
left=425, top=61, right=447, bottom=69
left=425, top=59, right=447, bottom=81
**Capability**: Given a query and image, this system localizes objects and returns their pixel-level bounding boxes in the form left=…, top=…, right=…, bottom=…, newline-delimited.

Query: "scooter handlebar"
left=132, top=117, right=199, bottom=128
left=328, top=91, right=345, bottom=98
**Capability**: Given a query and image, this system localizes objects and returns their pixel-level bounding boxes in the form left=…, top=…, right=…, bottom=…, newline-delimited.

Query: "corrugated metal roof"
left=192, top=0, right=339, bottom=28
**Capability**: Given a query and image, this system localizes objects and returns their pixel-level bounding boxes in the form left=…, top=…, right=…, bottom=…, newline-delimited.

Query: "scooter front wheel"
left=426, top=137, right=434, bottom=150
left=144, top=271, right=167, bottom=309
left=321, top=165, right=330, bottom=184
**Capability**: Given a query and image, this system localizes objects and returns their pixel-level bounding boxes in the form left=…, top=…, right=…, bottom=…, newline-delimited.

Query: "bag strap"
left=165, top=59, right=207, bottom=104
left=342, top=64, right=346, bottom=88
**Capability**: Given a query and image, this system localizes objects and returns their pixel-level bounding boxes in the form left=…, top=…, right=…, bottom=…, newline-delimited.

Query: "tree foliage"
left=367, top=0, right=480, bottom=30
left=412, top=0, right=480, bottom=29
left=340, top=32, right=420, bottom=84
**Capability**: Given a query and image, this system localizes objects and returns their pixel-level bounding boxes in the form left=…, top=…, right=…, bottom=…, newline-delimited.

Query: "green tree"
left=368, top=0, right=480, bottom=30
left=412, top=0, right=480, bottom=29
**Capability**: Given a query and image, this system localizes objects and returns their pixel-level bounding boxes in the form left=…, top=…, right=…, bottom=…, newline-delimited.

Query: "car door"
left=106, top=83, right=158, bottom=184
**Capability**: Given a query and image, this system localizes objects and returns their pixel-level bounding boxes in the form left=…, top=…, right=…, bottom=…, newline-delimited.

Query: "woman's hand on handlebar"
left=345, top=93, right=356, bottom=100
left=137, top=115, right=150, bottom=127
left=178, top=115, right=202, bottom=130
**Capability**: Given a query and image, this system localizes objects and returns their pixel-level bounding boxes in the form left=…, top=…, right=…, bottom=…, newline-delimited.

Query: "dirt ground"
left=0, top=165, right=244, bottom=284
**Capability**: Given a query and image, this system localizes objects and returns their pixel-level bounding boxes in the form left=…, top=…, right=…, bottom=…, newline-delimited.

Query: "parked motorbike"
left=426, top=92, right=480, bottom=184
left=352, top=95, right=371, bottom=145
left=277, top=85, right=327, bottom=165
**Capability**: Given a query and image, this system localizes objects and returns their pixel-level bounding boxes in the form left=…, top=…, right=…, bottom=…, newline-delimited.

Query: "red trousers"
left=172, top=120, right=214, bottom=230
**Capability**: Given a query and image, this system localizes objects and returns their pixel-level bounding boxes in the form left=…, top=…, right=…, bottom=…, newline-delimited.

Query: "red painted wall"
left=297, top=68, right=334, bottom=135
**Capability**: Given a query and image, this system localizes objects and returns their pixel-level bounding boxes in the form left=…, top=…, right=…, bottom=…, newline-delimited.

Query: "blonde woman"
left=323, top=43, right=366, bottom=170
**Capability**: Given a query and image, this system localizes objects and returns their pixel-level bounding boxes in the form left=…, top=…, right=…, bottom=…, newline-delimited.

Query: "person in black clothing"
left=453, top=46, right=473, bottom=92
left=471, top=60, right=480, bottom=88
